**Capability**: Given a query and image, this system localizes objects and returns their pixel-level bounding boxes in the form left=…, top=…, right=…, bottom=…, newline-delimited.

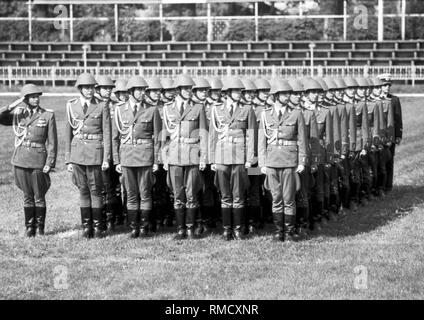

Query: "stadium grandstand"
left=1, top=0, right=424, bottom=85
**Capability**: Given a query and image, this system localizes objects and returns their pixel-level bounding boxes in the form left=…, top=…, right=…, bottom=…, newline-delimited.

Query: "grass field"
left=0, top=95, right=423, bottom=300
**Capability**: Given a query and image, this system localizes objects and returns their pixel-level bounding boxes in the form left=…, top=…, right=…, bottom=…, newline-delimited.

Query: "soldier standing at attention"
left=94, top=75, right=120, bottom=233
left=190, top=77, right=212, bottom=237
left=0, top=84, right=57, bottom=237
left=109, top=78, right=128, bottom=226
left=333, top=78, right=356, bottom=215
left=204, top=77, right=224, bottom=229
left=112, top=76, right=161, bottom=238
left=258, top=79, right=307, bottom=241
left=290, top=79, right=319, bottom=236
left=143, top=77, right=166, bottom=233
left=162, top=74, right=208, bottom=240
left=302, top=78, right=333, bottom=231
left=344, top=77, right=369, bottom=212
left=209, top=77, right=256, bottom=240
left=65, top=73, right=112, bottom=239
left=241, top=79, right=262, bottom=234
left=378, top=73, right=401, bottom=193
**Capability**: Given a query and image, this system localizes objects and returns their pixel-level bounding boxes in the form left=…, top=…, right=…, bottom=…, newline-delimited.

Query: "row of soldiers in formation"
left=0, top=72, right=403, bottom=241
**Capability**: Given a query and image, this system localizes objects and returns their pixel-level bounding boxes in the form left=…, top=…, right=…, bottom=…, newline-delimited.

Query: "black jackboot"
left=127, top=209, right=140, bottom=239
left=174, top=208, right=187, bottom=240
left=195, top=207, right=206, bottom=237
left=105, top=203, right=115, bottom=233
left=140, top=210, right=151, bottom=237
left=284, top=214, right=299, bottom=241
left=186, top=208, right=199, bottom=239
left=272, top=211, right=284, bottom=241
left=80, top=207, right=93, bottom=238
left=221, top=207, right=233, bottom=241
left=92, top=208, right=105, bottom=238
left=24, top=207, right=36, bottom=237
left=233, top=208, right=246, bottom=240
left=35, top=207, right=46, bottom=236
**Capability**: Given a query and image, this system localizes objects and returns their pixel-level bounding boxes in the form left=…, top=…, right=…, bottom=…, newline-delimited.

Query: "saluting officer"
left=162, top=74, right=208, bottom=240
left=378, top=73, right=401, bottom=193
left=94, top=75, right=121, bottom=233
left=290, top=78, right=319, bottom=236
left=65, top=72, right=112, bottom=239
left=209, top=77, right=256, bottom=241
left=344, top=77, right=369, bottom=212
left=0, top=84, right=57, bottom=237
left=112, top=76, right=161, bottom=238
left=258, top=79, right=307, bottom=241
left=333, top=78, right=356, bottom=214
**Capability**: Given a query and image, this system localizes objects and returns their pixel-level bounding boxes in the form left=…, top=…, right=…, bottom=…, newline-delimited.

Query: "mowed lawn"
left=0, top=95, right=424, bottom=300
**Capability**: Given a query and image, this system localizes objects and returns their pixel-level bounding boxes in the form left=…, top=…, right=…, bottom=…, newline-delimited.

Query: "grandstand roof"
left=31, top=0, right=292, bottom=4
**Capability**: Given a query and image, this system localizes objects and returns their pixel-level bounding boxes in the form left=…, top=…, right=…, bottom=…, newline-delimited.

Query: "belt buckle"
left=228, top=136, right=233, bottom=143
left=278, top=139, right=283, bottom=146
left=179, top=137, right=184, bottom=143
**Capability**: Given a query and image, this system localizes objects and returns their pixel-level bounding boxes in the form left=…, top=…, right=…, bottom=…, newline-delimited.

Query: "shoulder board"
left=43, top=108, right=54, bottom=113
left=116, top=101, right=125, bottom=106
left=68, top=98, right=78, bottom=104
left=164, top=101, right=174, bottom=107
left=12, top=106, right=25, bottom=115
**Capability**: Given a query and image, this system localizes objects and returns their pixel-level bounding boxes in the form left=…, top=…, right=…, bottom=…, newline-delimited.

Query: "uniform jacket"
left=340, top=101, right=357, bottom=153
left=365, top=97, right=382, bottom=146
left=380, top=95, right=395, bottom=144
left=112, top=99, right=161, bottom=167
left=162, top=96, right=208, bottom=166
left=353, top=99, right=370, bottom=151
left=298, top=106, right=320, bottom=167
left=209, top=98, right=256, bottom=165
left=324, top=101, right=343, bottom=158
left=65, top=97, right=112, bottom=166
left=387, top=94, right=402, bottom=140
left=258, top=104, right=307, bottom=168
left=314, top=104, right=334, bottom=164
left=0, top=106, right=57, bottom=169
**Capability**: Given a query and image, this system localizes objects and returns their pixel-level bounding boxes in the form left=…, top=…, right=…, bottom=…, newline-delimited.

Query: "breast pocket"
left=236, top=117, right=247, bottom=129
left=89, top=112, right=102, bottom=125
left=138, top=114, right=154, bottom=133
left=281, top=121, right=297, bottom=139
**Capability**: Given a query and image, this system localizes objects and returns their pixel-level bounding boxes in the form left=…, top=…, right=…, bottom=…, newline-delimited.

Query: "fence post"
left=8, top=66, right=12, bottom=89
left=51, top=66, right=56, bottom=87
left=411, top=61, right=416, bottom=87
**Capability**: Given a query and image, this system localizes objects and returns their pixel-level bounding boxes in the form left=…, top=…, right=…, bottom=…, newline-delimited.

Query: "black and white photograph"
left=0, top=0, right=422, bottom=303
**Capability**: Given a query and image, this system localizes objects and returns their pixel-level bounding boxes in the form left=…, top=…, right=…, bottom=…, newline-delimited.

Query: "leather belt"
left=270, top=139, right=297, bottom=146
left=222, top=136, right=244, bottom=143
left=178, top=137, right=199, bottom=144
left=21, top=141, right=45, bottom=148
left=123, top=138, right=152, bottom=145
left=75, top=133, right=103, bottom=140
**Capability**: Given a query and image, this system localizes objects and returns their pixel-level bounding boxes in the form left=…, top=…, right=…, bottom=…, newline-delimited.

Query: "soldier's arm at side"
left=153, top=106, right=162, bottom=165
left=348, top=105, right=357, bottom=153
left=111, top=107, right=121, bottom=165
left=340, top=106, right=349, bottom=156
left=199, top=106, right=208, bottom=165
left=246, top=106, right=256, bottom=164
left=325, top=110, right=334, bottom=163
left=333, top=108, right=341, bottom=157
left=208, top=113, right=217, bottom=165
left=393, top=96, right=403, bottom=140
left=374, top=102, right=383, bottom=146
left=362, top=103, right=370, bottom=150
left=102, top=103, right=112, bottom=164
left=257, top=116, right=267, bottom=169
left=309, top=112, right=320, bottom=165
left=387, top=99, right=395, bottom=143
left=65, top=108, right=73, bottom=165
left=45, top=112, right=58, bottom=168
left=297, top=111, right=307, bottom=167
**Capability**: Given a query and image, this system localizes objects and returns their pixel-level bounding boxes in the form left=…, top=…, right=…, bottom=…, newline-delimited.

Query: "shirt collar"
left=80, top=96, right=91, bottom=108
left=129, top=98, right=141, bottom=111
left=26, top=106, right=38, bottom=115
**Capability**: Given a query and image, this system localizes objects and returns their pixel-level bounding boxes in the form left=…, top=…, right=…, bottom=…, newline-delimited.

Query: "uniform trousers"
left=71, top=164, right=103, bottom=208
left=167, top=165, right=202, bottom=210
left=122, top=166, right=154, bottom=211
left=214, top=164, right=249, bottom=209
left=14, top=166, right=50, bottom=207
left=264, top=167, right=296, bottom=215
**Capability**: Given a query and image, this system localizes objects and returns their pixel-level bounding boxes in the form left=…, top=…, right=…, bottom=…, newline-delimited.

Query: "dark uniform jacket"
left=353, top=100, right=370, bottom=151
left=365, top=97, right=382, bottom=147
left=387, top=94, right=402, bottom=140
left=162, top=96, right=208, bottom=166
left=209, top=98, right=256, bottom=165
left=340, top=100, right=357, bottom=153
left=65, top=97, right=112, bottom=166
left=315, top=105, right=334, bottom=164
left=258, top=104, right=307, bottom=168
left=298, top=105, right=320, bottom=167
left=0, top=105, right=57, bottom=169
left=380, top=95, right=396, bottom=144
left=112, top=99, right=161, bottom=167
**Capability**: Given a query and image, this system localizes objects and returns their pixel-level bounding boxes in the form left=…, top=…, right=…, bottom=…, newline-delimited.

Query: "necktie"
left=133, top=104, right=138, bottom=117
left=229, top=103, right=234, bottom=116
left=83, top=102, right=88, bottom=115
left=278, top=110, right=282, bottom=121
left=180, top=102, right=185, bottom=116
left=29, top=109, right=34, bottom=118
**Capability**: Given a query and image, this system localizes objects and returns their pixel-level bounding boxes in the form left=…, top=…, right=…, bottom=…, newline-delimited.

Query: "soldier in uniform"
left=344, top=77, right=369, bottom=211
left=0, top=84, right=57, bottom=237
left=65, top=72, right=112, bottom=239
left=94, top=75, right=121, bottom=233
left=112, top=76, right=161, bottom=238
left=209, top=77, right=256, bottom=240
left=204, top=77, right=224, bottom=229
left=162, top=74, right=208, bottom=240
left=289, top=78, right=319, bottom=236
left=333, top=78, right=356, bottom=215
left=258, top=79, right=307, bottom=241
left=253, top=79, right=274, bottom=225
left=378, top=73, right=401, bottom=193
left=240, top=78, right=262, bottom=234
left=302, top=78, right=333, bottom=230
left=159, top=78, right=177, bottom=227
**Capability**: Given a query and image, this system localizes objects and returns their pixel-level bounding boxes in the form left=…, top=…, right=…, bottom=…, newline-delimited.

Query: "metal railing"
left=0, top=65, right=422, bottom=86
